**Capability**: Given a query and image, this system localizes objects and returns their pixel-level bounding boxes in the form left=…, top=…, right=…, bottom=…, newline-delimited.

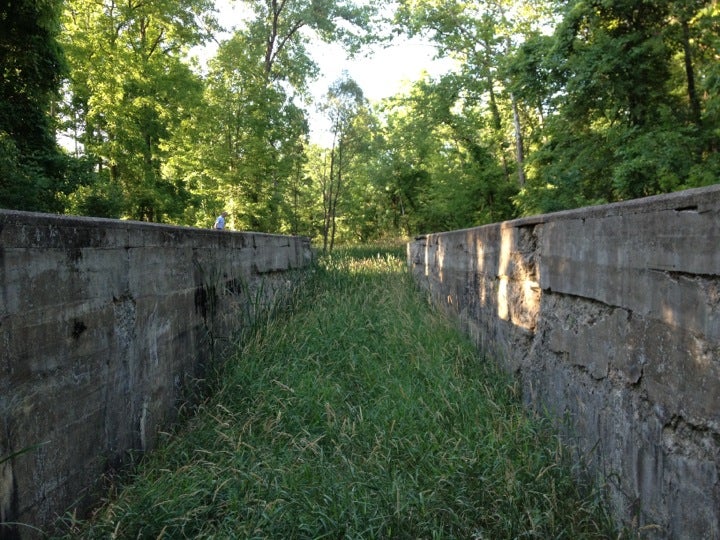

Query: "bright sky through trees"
left=195, top=1, right=457, bottom=144
left=307, top=38, right=455, bottom=103
left=306, top=37, right=457, bottom=144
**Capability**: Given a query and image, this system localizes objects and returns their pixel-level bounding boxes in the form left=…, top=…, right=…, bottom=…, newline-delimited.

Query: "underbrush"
left=56, top=244, right=618, bottom=539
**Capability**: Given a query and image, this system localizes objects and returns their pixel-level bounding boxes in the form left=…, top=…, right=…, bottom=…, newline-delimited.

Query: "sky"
left=307, top=38, right=453, bottom=103
left=201, top=1, right=457, bottom=144
left=305, top=38, right=456, bottom=143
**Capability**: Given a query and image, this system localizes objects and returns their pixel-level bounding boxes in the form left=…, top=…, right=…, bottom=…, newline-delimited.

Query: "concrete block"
left=408, top=185, right=720, bottom=537
left=0, top=210, right=312, bottom=537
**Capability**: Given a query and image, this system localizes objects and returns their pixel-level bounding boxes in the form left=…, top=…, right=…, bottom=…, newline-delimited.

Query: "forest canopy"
left=1, top=0, right=718, bottom=248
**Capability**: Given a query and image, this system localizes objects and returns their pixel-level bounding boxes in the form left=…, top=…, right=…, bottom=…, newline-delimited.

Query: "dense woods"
left=1, top=0, right=718, bottom=248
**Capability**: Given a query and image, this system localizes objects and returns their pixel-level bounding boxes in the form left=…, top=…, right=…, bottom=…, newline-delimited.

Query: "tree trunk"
left=681, top=18, right=702, bottom=129
left=511, top=93, right=526, bottom=187
left=322, top=148, right=334, bottom=253
left=329, top=142, right=343, bottom=252
left=487, top=81, right=510, bottom=182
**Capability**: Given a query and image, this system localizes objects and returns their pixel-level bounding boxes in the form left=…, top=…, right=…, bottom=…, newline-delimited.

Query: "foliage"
left=0, top=0, right=69, bottom=211
left=55, top=247, right=618, bottom=539
left=161, top=0, right=380, bottom=233
left=58, top=0, right=215, bottom=222
left=511, top=0, right=719, bottom=214
left=374, top=75, right=516, bottom=235
left=57, top=157, right=125, bottom=218
left=168, top=32, right=309, bottom=230
left=316, top=75, right=370, bottom=250
left=5, top=0, right=719, bottom=237
left=389, top=0, right=719, bottom=221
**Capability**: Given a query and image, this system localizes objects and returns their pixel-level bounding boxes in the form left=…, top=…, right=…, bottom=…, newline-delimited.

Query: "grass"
left=55, top=244, right=617, bottom=539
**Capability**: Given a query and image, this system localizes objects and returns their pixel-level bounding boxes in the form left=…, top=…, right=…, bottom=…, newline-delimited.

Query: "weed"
left=54, top=244, right=618, bottom=539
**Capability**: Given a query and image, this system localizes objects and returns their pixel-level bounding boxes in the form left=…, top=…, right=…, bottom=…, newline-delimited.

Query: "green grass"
left=55, top=245, right=617, bottom=539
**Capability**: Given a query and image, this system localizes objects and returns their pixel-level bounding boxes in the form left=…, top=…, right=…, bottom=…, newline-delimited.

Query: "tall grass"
left=56, top=245, right=617, bottom=539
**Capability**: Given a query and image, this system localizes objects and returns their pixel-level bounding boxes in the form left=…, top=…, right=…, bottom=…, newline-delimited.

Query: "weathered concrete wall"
left=0, top=210, right=312, bottom=538
left=408, top=185, right=720, bottom=539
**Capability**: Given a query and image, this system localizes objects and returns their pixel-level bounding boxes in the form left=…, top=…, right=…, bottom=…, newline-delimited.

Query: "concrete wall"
left=408, top=185, right=720, bottom=539
left=0, top=210, right=312, bottom=538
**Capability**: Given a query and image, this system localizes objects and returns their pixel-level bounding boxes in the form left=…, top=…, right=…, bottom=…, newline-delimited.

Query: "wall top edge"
left=412, top=184, right=720, bottom=239
left=0, top=209, right=311, bottom=242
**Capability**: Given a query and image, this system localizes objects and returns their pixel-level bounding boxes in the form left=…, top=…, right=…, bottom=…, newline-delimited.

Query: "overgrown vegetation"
left=3, top=1, right=719, bottom=245
left=55, top=246, right=618, bottom=539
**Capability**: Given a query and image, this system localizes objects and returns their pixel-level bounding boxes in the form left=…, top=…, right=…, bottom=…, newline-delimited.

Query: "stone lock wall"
left=408, top=185, right=720, bottom=539
left=0, top=210, right=312, bottom=538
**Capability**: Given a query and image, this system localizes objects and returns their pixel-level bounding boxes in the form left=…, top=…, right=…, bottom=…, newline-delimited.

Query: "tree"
left=164, top=0, right=381, bottom=232
left=0, top=0, right=68, bottom=211
left=510, top=0, right=719, bottom=213
left=165, top=29, right=310, bottom=232
left=665, top=0, right=720, bottom=168
left=379, top=76, right=513, bottom=234
left=318, top=76, right=368, bottom=251
left=59, top=0, right=216, bottom=221
left=395, top=0, right=556, bottom=189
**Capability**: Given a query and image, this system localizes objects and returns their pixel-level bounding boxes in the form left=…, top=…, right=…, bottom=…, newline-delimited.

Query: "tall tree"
left=167, top=0, right=381, bottom=233
left=166, top=30, right=309, bottom=232
left=395, top=0, right=556, bottom=188
left=59, top=0, right=216, bottom=221
left=509, top=0, right=719, bottom=214
left=664, top=0, right=720, bottom=160
left=0, top=0, right=67, bottom=211
left=379, top=76, right=512, bottom=234
left=319, top=76, right=367, bottom=251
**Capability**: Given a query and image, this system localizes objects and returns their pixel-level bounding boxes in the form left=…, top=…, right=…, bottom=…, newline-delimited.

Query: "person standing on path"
left=213, top=212, right=228, bottom=230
